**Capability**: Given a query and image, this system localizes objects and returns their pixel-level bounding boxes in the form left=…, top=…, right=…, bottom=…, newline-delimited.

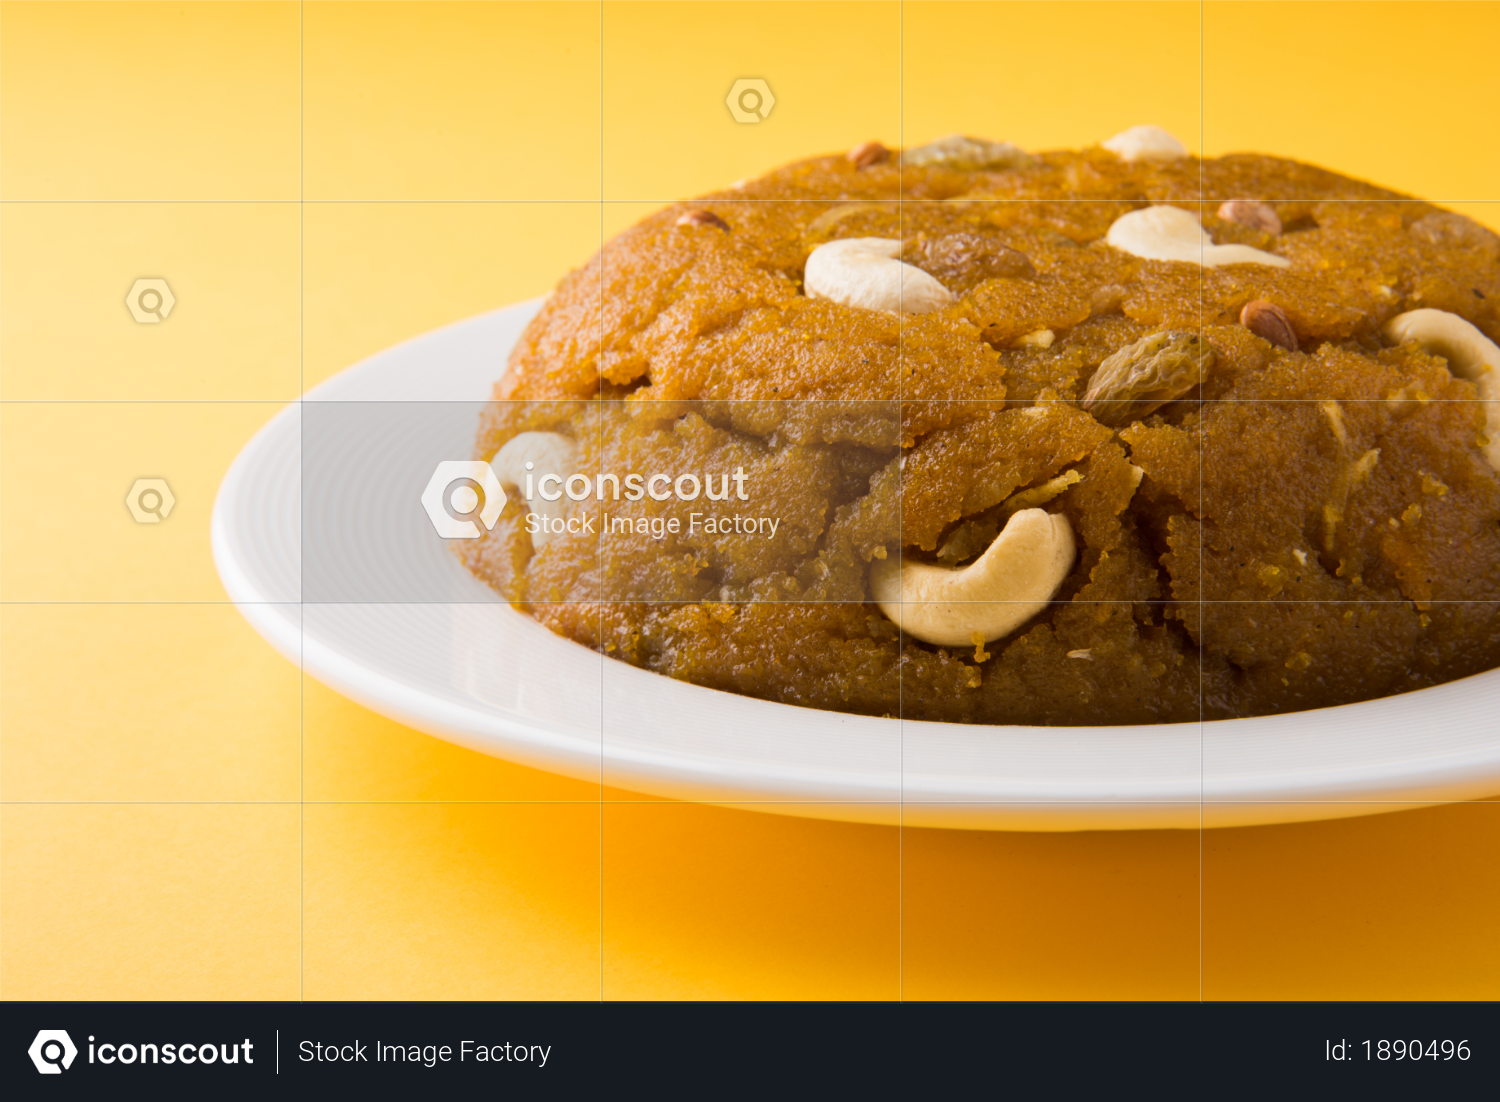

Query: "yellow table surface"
left=2, top=0, right=1497, bottom=1001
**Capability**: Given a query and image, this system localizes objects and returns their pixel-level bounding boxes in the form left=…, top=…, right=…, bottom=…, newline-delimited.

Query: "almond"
left=1239, top=299, right=1299, bottom=351
left=1217, top=199, right=1282, bottom=235
left=847, top=141, right=891, bottom=169
left=676, top=209, right=730, bottom=231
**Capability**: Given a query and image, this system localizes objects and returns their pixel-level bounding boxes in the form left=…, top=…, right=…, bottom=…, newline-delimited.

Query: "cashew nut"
left=1106, top=205, right=1289, bottom=269
left=491, top=431, right=579, bottom=548
left=1101, top=124, right=1186, bottom=162
left=870, top=508, right=1076, bottom=647
left=804, top=237, right=955, bottom=314
left=1384, top=309, right=1500, bottom=472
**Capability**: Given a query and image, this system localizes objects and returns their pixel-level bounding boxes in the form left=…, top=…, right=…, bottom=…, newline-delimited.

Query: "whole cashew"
left=1107, top=205, right=1289, bottom=269
left=491, top=431, right=580, bottom=549
left=870, top=508, right=1076, bottom=647
left=804, top=237, right=955, bottom=314
left=1384, top=308, right=1500, bottom=472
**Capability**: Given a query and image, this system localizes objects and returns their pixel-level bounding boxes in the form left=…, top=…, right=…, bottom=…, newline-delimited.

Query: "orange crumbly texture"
left=459, top=144, right=1500, bottom=724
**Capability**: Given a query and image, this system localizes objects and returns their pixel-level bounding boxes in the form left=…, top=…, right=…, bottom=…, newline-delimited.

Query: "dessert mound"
left=460, top=130, right=1500, bottom=725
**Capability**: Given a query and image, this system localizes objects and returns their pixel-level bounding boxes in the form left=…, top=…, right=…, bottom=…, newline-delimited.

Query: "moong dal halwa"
left=460, top=128, right=1500, bottom=725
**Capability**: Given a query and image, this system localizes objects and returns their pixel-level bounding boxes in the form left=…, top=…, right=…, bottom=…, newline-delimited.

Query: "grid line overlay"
left=0, top=0, right=1498, bottom=1005
left=299, top=0, right=306, bottom=1007
left=598, top=0, right=605, bottom=1005
left=897, top=0, right=905, bottom=1006
left=1197, top=0, right=1205, bottom=1004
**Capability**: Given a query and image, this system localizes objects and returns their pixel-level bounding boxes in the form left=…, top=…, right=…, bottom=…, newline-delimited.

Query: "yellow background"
left=3, top=0, right=1497, bottom=1001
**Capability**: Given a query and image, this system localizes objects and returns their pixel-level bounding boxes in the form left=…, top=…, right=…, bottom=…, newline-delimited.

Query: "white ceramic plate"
left=213, top=299, right=1500, bottom=830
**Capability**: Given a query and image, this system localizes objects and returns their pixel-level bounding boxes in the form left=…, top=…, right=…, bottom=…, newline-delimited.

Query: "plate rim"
left=212, top=300, right=1500, bottom=830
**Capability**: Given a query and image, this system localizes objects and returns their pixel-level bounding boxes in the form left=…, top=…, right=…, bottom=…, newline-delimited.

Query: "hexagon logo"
left=126, top=278, right=175, bottom=323
left=726, top=78, right=775, bottom=124
left=29, top=1030, right=78, bottom=1074
left=126, top=478, right=176, bottom=523
left=421, top=460, right=506, bottom=539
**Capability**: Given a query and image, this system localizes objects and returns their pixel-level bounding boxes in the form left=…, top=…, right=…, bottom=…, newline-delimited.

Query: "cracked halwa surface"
left=460, top=142, right=1500, bottom=725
